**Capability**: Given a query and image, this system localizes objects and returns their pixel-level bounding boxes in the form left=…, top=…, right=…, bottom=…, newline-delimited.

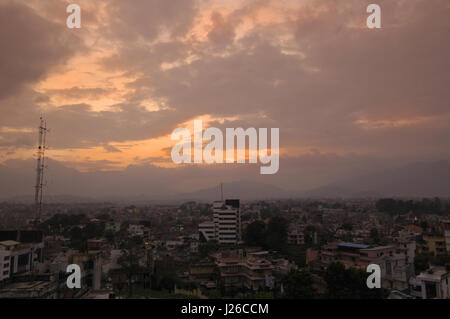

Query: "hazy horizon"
left=1, top=0, right=450, bottom=199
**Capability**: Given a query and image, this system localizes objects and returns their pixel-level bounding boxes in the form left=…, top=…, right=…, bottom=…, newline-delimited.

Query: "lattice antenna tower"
left=34, top=116, right=48, bottom=224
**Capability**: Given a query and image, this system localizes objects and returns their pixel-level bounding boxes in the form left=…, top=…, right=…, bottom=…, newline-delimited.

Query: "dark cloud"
left=45, top=87, right=115, bottom=100
left=108, top=0, right=198, bottom=41
left=43, top=103, right=184, bottom=149
left=1, top=0, right=450, bottom=196
left=0, top=1, right=82, bottom=100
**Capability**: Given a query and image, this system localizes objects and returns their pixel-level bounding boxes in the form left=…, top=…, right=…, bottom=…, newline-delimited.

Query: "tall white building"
left=199, top=199, right=241, bottom=245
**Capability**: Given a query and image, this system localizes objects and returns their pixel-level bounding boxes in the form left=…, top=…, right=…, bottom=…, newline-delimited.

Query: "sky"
left=0, top=0, right=450, bottom=198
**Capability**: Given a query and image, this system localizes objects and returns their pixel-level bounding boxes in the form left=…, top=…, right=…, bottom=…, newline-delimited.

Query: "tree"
left=244, top=221, right=266, bottom=247
left=419, top=221, right=428, bottom=231
left=104, top=230, right=115, bottom=245
left=69, top=226, right=83, bottom=249
left=118, top=241, right=144, bottom=297
left=84, top=222, right=105, bottom=239
left=370, top=228, right=380, bottom=244
left=324, top=262, right=387, bottom=299
left=198, top=241, right=219, bottom=258
left=282, top=269, right=316, bottom=299
left=341, top=223, right=353, bottom=231
left=266, top=216, right=288, bottom=251
left=95, top=213, right=110, bottom=221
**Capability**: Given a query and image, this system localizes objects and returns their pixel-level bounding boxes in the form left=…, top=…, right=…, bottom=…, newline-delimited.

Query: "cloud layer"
left=1, top=0, right=450, bottom=196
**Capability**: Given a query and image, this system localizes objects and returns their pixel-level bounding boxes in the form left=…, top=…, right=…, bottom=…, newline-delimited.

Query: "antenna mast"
left=34, top=116, right=48, bottom=224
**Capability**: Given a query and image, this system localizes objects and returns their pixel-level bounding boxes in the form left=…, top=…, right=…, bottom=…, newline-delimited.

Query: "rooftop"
left=0, top=240, right=20, bottom=247
left=338, top=243, right=370, bottom=249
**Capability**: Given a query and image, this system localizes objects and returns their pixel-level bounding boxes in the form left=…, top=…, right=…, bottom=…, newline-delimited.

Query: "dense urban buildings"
left=0, top=197, right=450, bottom=299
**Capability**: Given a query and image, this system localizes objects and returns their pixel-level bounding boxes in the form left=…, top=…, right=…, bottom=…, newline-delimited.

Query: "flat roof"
left=338, top=243, right=370, bottom=249
left=361, top=245, right=395, bottom=251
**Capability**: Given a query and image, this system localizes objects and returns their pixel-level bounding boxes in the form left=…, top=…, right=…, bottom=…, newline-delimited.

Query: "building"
left=443, top=220, right=450, bottom=253
left=198, top=221, right=216, bottom=242
left=0, top=280, right=59, bottom=299
left=44, top=236, right=70, bottom=256
left=69, top=251, right=102, bottom=291
left=213, top=200, right=241, bottom=245
left=412, top=266, right=450, bottom=299
left=105, top=221, right=121, bottom=233
left=189, top=259, right=216, bottom=285
left=382, top=251, right=415, bottom=291
left=128, top=224, right=145, bottom=237
left=128, top=224, right=150, bottom=239
left=215, top=254, right=274, bottom=291
left=418, top=235, right=447, bottom=256
left=0, top=240, right=44, bottom=282
left=319, top=242, right=414, bottom=290
left=198, top=200, right=242, bottom=245
left=287, top=229, right=305, bottom=245
left=395, top=240, right=416, bottom=264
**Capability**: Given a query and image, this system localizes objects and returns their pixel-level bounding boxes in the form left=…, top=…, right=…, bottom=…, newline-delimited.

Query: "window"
left=18, top=254, right=29, bottom=266
left=386, top=262, right=392, bottom=276
left=425, top=282, right=437, bottom=299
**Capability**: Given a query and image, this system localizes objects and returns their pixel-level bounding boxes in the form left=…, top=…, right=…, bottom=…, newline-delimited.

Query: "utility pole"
left=34, top=116, right=48, bottom=225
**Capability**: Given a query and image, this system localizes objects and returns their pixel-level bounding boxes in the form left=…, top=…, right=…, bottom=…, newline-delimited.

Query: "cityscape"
left=0, top=195, right=449, bottom=299
left=1, top=0, right=450, bottom=305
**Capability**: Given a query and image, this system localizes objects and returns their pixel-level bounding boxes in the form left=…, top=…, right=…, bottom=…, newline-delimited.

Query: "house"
left=412, top=266, right=450, bottom=299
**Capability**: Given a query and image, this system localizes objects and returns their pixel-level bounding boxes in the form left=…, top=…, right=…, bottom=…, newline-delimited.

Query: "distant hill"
left=175, top=180, right=292, bottom=202
left=2, top=159, right=450, bottom=203
left=304, top=160, right=450, bottom=198
left=1, top=194, right=98, bottom=204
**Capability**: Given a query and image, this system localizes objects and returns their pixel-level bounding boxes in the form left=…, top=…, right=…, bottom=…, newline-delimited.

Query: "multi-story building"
left=287, top=229, right=305, bottom=245
left=69, top=251, right=102, bottom=291
left=215, top=255, right=274, bottom=291
left=320, top=242, right=414, bottom=290
left=128, top=224, right=150, bottom=239
left=418, top=235, right=447, bottom=256
left=0, top=240, right=44, bottom=282
left=189, top=259, right=216, bottom=285
left=394, top=240, right=416, bottom=264
left=198, top=200, right=242, bottom=245
left=412, top=266, right=450, bottom=299
left=198, top=221, right=216, bottom=242
left=214, top=200, right=241, bottom=245
left=0, top=248, right=11, bottom=282
left=443, top=220, right=450, bottom=253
